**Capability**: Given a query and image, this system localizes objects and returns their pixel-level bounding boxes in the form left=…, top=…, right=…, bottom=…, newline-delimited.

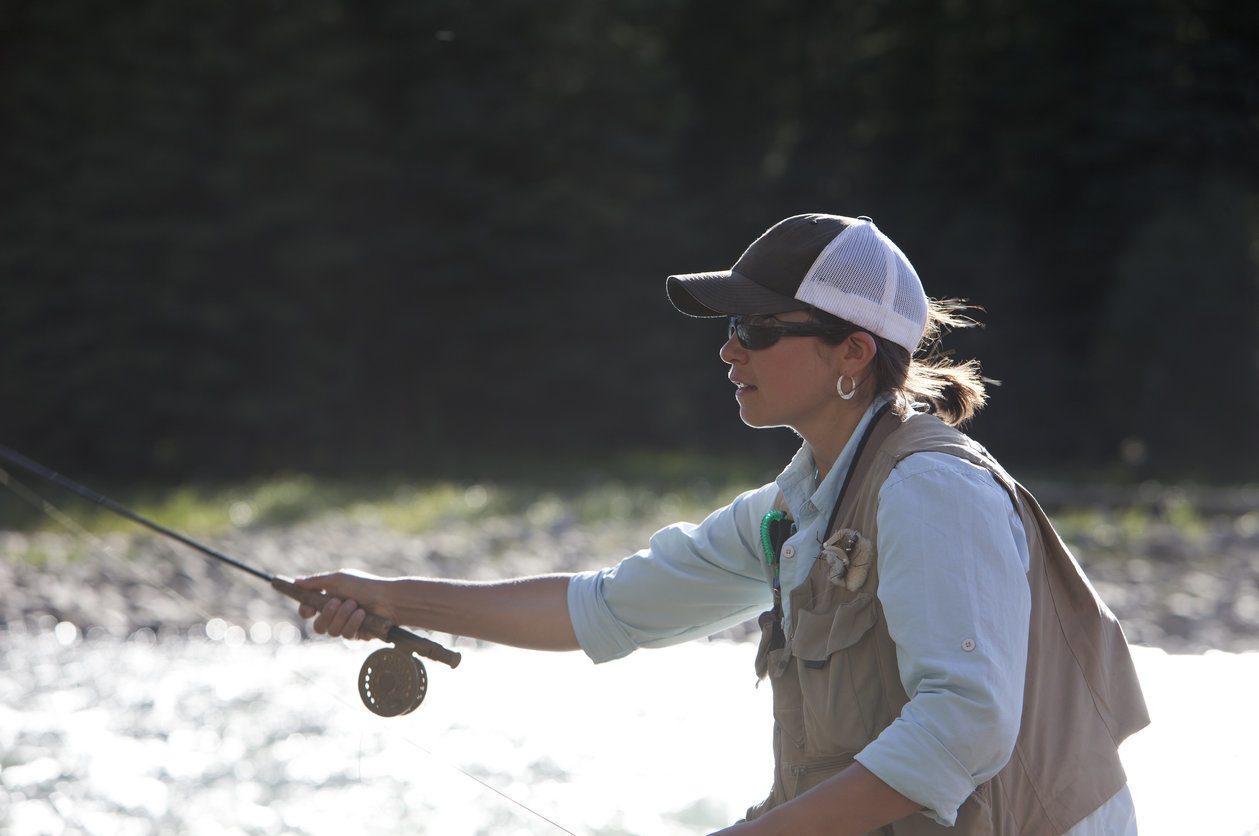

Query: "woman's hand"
left=295, top=570, right=396, bottom=640
left=707, top=764, right=920, bottom=836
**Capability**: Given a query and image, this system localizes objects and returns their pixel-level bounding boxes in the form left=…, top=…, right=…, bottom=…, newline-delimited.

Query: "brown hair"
left=810, top=299, right=989, bottom=426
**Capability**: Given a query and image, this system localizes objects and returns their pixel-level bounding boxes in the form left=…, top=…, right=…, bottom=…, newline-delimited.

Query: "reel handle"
left=272, top=576, right=462, bottom=669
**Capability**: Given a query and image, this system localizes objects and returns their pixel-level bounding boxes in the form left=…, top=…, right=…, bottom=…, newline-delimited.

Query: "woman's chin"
left=736, top=406, right=776, bottom=430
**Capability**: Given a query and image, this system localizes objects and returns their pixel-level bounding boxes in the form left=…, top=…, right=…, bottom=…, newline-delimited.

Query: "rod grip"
left=271, top=576, right=461, bottom=669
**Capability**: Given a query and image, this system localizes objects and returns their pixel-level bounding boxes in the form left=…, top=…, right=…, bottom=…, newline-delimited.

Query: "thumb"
left=294, top=573, right=341, bottom=618
left=295, top=573, right=338, bottom=590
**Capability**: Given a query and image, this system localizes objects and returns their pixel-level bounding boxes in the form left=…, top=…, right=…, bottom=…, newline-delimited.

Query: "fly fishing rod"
left=0, top=443, right=459, bottom=717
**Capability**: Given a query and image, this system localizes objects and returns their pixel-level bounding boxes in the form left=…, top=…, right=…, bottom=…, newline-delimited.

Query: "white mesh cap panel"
left=793, top=221, right=928, bottom=353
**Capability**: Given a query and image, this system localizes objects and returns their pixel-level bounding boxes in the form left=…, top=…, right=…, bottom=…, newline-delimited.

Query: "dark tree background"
left=2, top=0, right=1256, bottom=482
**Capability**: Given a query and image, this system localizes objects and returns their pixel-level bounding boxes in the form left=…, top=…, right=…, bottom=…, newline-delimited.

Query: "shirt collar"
left=774, top=395, right=892, bottom=522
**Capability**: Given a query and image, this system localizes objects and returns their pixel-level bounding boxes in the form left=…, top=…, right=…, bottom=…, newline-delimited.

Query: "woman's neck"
left=805, top=399, right=873, bottom=483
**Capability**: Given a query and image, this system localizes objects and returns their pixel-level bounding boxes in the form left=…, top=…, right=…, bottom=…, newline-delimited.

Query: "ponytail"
left=812, top=298, right=990, bottom=427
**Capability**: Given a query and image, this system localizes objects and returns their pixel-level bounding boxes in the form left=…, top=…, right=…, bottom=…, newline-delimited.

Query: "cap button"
left=857, top=215, right=873, bottom=222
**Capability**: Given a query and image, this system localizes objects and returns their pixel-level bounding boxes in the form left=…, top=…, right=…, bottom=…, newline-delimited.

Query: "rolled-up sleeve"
left=854, top=453, right=1031, bottom=826
left=567, top=483, right=777, bottom=664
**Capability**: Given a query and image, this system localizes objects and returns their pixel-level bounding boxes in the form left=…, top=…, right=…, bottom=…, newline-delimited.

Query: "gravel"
left=2, top=502, right=1258, bottom=654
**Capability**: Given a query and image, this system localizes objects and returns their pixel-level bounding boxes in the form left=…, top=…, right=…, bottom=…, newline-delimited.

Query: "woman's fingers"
left=345, top=606, right=368, bottom=640
left=310, top=598, right=339, bottom=634
left=312, top=597, right=364, bottom=638
left=327, top=598, right=360, bottom=636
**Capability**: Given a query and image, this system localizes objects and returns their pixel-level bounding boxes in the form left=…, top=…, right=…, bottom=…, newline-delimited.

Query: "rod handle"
left=271, top=576, right=461, bottom=669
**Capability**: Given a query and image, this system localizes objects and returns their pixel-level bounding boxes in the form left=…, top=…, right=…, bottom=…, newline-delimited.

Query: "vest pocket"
left=790, top=594, right=883, bottom=754
left=791, top=593, right=878, bottom=660
left=767, top=645, right=807, bottom=749
left=788, top=752, right=859, bottom=796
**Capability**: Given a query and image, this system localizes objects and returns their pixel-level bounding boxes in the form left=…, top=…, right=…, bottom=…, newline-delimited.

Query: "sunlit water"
left=2, top=624, right=1257, bottom=835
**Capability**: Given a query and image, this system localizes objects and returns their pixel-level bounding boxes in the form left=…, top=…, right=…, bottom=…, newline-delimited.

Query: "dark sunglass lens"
left=730, top=320, right=778, bottom=350
left=748, top=327, right=776, bottom=350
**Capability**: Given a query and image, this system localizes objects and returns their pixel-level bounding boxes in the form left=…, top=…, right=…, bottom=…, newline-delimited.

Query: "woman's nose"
left=719, top=332, right=746, bottom=365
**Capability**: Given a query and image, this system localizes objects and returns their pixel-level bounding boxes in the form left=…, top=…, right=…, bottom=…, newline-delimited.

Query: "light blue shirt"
left=567, top=400, right=1131, bottom=829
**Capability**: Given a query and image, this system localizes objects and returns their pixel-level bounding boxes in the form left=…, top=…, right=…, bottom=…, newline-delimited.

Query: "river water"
left=2, top=623, right=1258, bottom=836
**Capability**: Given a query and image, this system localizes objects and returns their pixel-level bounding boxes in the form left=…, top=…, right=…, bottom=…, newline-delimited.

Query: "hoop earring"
left=837, top=375, right=858, bottom=400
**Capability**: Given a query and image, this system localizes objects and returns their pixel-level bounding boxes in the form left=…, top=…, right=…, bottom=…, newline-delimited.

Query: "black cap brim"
left=666, top=270, right=807, bottom=318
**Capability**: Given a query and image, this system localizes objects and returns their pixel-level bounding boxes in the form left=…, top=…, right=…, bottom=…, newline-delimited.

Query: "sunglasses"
left=727, top=316, right=854, bottom=350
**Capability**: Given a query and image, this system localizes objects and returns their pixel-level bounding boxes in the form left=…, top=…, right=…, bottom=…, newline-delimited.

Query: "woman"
left=297, top=214, right=1148, bottom=835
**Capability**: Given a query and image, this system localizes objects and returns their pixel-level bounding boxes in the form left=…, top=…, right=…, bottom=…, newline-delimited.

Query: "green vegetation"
left=348, top=479, right=735, bottom=534
left=0, top=476, right=351, bottom=536
left=0, top=451, right=781, bottom=550
left=1044, top=495, right=1219, bottom=564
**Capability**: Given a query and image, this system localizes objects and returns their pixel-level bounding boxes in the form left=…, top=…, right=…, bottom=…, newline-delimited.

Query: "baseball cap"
left=666, top=213, right=929, bottom=354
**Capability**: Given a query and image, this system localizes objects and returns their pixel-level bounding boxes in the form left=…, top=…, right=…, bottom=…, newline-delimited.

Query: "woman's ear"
left=844, top=331, right=878, bottom=372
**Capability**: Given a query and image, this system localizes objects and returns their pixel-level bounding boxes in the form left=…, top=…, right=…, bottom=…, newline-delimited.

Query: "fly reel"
left=358, top=646, right=429, bottom=716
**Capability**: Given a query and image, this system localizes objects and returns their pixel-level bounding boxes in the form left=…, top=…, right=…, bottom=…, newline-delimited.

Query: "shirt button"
left=781, top=545, right=796, bottom=559
left=961, top=638, right=976, bottom=652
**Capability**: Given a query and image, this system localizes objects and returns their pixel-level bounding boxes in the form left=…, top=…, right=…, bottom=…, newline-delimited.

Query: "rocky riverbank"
left=2, top=499, right=1258, bottom=654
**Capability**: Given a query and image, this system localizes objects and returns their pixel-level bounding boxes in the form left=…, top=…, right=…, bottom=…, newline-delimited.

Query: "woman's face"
left=719, top=310, right=854, bottom=437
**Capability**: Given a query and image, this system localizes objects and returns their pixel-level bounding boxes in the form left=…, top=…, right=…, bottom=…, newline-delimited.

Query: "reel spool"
left=358, top=646, right=428, bottom=717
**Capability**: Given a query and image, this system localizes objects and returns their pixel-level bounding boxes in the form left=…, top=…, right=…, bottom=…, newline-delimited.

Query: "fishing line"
left=285, top=659, right=579, bottom=835
left=0, top=465, right=578, bottom=835
left=0, top=465, right=225, bottom=628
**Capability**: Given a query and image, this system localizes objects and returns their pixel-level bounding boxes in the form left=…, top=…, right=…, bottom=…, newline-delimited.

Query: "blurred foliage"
left=1, top=0, right=1256, bottom=483
left=0, top=449, right=781, bottom=537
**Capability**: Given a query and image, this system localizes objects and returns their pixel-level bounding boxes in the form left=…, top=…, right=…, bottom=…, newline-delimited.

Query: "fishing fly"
left=0, top=444, right=459, bottom=717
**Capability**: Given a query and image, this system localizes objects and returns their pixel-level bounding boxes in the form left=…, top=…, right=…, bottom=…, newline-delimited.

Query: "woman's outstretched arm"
left=295, top=571, right=580, bottom=651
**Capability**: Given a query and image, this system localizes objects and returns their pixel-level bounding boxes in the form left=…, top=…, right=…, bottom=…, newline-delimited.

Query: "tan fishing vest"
left=747, top=410, right=1150, bottom=835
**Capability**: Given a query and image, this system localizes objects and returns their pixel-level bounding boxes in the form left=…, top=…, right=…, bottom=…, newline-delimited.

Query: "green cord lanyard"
left=760, top=509, right=791, bottom=625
